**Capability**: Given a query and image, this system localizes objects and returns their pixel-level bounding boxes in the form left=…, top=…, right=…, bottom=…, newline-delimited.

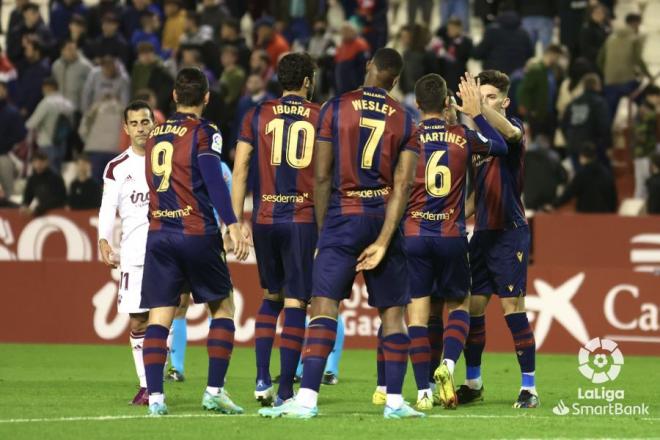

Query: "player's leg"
left=407, top=296, right=433, bottom=410
left=428, top=298, right=444, bottom=385
left=143, top=306, right=177, bottom=415
left=128, top=312, right=149, bottom=405
left=277, top=296, right=307, bottom=403
left=167, top=293, right=190, bottom=382
left=323, top=313, right=344, bottom=385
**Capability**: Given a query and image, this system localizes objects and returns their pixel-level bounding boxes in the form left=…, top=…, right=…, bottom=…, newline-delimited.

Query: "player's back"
left=145, top=112, right=221, bottom=235
left=241, top=95, right=320, bottom=224
left=403, top=119, right=472, bottom=238
left=472, top=116, right=527, bottom=231
left=317, top=86, right=418, bottom=217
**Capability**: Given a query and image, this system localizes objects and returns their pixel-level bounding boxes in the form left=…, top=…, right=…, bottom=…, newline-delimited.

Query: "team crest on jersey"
left=211, top=133, right=223, bottom=154
left=517, top=251, right=523, bottom=262
left=508, top=284, right=514, bottom=292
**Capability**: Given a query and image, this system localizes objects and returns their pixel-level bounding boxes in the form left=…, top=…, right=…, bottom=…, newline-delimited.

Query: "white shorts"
left=117, top=265, right=149, bottom=314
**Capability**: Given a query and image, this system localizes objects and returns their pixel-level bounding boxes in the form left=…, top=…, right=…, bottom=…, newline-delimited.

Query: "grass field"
left=0, top=344, right=657, bottom=439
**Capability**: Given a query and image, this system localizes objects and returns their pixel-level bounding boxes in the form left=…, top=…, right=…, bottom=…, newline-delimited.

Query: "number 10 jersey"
left=145, top=112, right=224, bottom=235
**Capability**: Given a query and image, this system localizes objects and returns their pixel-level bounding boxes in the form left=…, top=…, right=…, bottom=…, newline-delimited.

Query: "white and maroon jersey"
left=98, top=147, right=149, bottom=266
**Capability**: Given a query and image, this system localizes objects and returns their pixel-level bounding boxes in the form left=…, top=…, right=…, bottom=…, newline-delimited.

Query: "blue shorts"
left=312, top=215, right=409, bottom=309
left=469, top=226, right=530, bottom=298
left=405, top=236, right=470, bottom=301
left=253, top=222, right=317, bottom=300
left=140, top=231, right=233, bottom=308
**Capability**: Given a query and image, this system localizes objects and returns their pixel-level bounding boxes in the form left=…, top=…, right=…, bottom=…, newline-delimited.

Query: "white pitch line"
left=0, top=413, right=658, bottom=424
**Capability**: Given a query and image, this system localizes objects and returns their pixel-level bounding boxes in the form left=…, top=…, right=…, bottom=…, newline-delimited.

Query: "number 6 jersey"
left=238, top=94, right=320, bottom=225
left=145, top=112, right=224, bottom=235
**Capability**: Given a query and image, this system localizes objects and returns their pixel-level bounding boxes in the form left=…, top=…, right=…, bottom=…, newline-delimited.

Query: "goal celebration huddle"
left=98, top=47, right=537, bottom=420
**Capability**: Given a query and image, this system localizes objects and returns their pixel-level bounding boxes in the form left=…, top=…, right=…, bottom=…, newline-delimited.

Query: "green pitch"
left=0, top=344, right=657, bottom=439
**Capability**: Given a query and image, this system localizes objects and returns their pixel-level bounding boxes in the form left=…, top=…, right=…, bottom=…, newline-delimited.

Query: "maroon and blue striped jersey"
left=317, top=86, right=419, bottom=217
left=145, top=112, right=223, bottom=235
left=404, top=119, right=497, bottom=237
left=472, top=117, right=527, bottom=231
left=238, top=95, right=320, bottom=225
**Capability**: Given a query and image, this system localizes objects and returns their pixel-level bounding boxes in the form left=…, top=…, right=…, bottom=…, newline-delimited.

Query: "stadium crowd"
left=0, top=0, right=658, bottom=216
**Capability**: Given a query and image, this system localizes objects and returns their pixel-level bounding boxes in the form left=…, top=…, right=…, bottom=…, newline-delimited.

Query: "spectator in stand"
left=78, top=93, right=123, bottom=182
left=578, top=2, right=610, bottom=69
left=398, top=24, right=433, bottom=113
left=0, top=183, right=19, bottom=208
left=0, top=44, right=18, bottom=86
left=166, top=45, right=217, bottom=85
left=81, top=55, right=130, bottom=113
left=518, top=0, right=556, bottom=51
left=218, top=45, right=246, bottom=108
left=434, top=17, right=473, bottom=92
left=68, top=154, right=102, bottom=210
left=201, top=0, right=230, bottom=31
left=7, top=0, right=29, bottom=37
left=25, top=77, right=74, bottom=173
left=307, top=18, right=336, bottom=100
left=162, top=0, right=187, bottom=56
left=408, top=0, right=433, bottom=25
left=524, top=135, right=567, bottom=210
left=517, top=44, right=565, bottom=142
left=67, top=14, right=88, bottom=49
left=12, top=37, right=51, bottom=118
left=130, top=42, right=174, bottom=113
left=0, top=81, right=27, bottom=197
left=562, top=73, right=611, bottom=170
left=121, top=0, right=161, bottom=41
left=20, top=150, right=67, bottom=216
left=598, top=13, right=651, bottom=123
left=180, top=11, right=214, bottom=46
left=632, top=86, right=660, bottom=199
left=217, top=18, right=251, bottom=73
left=356, top=0, right=389, bottom=51
left=52, top=40, right=93, bottom=115
left=647, top=153, right=660, bottom=214
left=85, top=0, right=124, bottom=40
left=250, top=49, right=276, bottom=88
left=255, top=16, right=291, bottom=68
left=334, top=22, right=370, bottom=94
left=7, top=2, right=56, bottom=64
left=50, top=0, right=88, bottom=43
left=231, top=74, right=275, bottom=146
left=130, top=10, right=163, bottom=57
left=553, top=142, right=618, bottom=213
left=559, top=0, right=590, bottom=56
left=440, top=0, right=470, bottom=31
left=85, top=13, right=131, bottom=68
left=472, top=9, right=534, bottom=76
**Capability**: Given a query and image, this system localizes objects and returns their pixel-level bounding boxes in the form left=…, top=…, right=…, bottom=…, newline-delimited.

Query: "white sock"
left=443, top=359, right=456, bottom=375
left=386, top=394, right=404, bottom=409
left=130, top=333, right=147, bottom=388
left=149, top=393, right=164, bottom=406
left=376, top=386, right=386, bottom=394
left=206, top=386, right=221, bottom=395
left=296, top=388, right=318, bottom=408
left=466, top=377, right=483, bottom=390
left=417, top=388, right=432, bottom=401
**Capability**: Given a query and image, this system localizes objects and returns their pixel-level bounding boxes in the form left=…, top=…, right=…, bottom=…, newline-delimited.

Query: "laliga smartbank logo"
left=552, top=338, right=649, bottom=416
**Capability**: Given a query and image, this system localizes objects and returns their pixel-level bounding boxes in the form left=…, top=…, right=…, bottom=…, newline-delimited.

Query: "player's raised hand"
left=228, top=223, right=250, bottom=261
left=356, top=242, right=387, bottom=272
left=454, top=72, right=482, bottom=119
left=99, top=239, right=118, bottom=268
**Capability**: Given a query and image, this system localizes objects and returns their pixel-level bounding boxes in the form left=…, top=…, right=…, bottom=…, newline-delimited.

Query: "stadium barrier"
left=0, top=209, right=657, bottom=355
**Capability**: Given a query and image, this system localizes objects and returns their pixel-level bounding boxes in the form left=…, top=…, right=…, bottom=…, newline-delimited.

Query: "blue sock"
left=300, top=317, right=337, bottom=393
left=382, top=333, right=410, bottom=395
left=171, top=317, right=187, bottom=373
left=464, top=315, right=486, bottom=379
left=466, top=365, right=481, bottom=380
left=443, top=310, right=470, bottom=363
left=254, top=298, right=284, bottom=385
left=325, top=314, right=345, bottom=375
left=505, top=312, right=536, bottom=388
left=408, top=325, right=430, bottom=391
left=278, top=307, right=306, bottom=400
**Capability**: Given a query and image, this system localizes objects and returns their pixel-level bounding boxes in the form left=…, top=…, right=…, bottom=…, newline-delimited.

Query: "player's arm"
left=465, top=190, right=475, bottom=219
left=356, top=150, right=417, bottom=272
left=230, top=140, right=254, bottom=244
left=314, top=140, right=333, bottom=231
left=97, top=170, right=120, bottom=268
left=197, top=127, right=249, bottom=261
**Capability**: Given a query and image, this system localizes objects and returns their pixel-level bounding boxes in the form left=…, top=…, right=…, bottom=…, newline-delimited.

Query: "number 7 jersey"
left=317, top=86, right=419, bottom=217
left=145, top=112, right=224, bottom=235
left=239, top=95, right=320, bottom=224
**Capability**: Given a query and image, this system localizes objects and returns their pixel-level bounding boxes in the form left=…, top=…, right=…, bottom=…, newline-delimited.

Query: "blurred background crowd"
left=0, top=0, right=658, bottom=217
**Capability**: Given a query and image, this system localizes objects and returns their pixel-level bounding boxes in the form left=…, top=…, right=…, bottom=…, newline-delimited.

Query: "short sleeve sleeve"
left=401, top=116, right=420, bottom=155
left=317, top=99, right=335, bottom=142
left=237, top=107, right=256, bottom=144
left=465, top=127, right=492, bottom=155
left=197, top=121, right=223, bottom=158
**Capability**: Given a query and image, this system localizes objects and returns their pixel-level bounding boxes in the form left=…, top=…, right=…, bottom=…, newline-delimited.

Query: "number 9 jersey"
left=145, top=112, right=224, bottom=235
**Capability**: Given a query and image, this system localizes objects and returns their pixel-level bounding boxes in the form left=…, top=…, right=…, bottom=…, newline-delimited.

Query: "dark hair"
left=579, top=142, right=597, bottom=160
left=222, top=18, right=240, bottom=32
left=32, top=150, right=49, bottom=161
left=477, top=69, right=511, bottom=94
left=123, top=100, right=155, bottom=123
left=135, top=88, right=156, bottom=102
left=42, top=76, right=58, bottom=89
left=76, top=152, right=91, bottom=162
left=447, top=17, right=463, bottom=27
left=25, top=36, right=43, bottom=55
left=277, top=53, right=315, bottom=92
left=23, top=2, right=40, bottom=13
left=186, top=11, right=201, bottom=27
left=70, top=14, right=86, bottom=27
left=400, top=24, right=431, bottom=53
left=137, top=41, right=155, bottom=54
left=174, top=67, right=209, bottom=106
left=414, top=74, right=447, bottom=114
left=568, top=57, right=595, bottom=91
left=372, top=48, right=404, bottom=78
left=102, top=13, right=119, bottom=24
left=545, top=44, right=565, bottom=56
left=221, top=44, right=239, bottom=57
left=644, top=85, right=660, bottom=97
left=581, top=73, right=601, bottom=91
left=625, top=13, right=641, bottom=25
